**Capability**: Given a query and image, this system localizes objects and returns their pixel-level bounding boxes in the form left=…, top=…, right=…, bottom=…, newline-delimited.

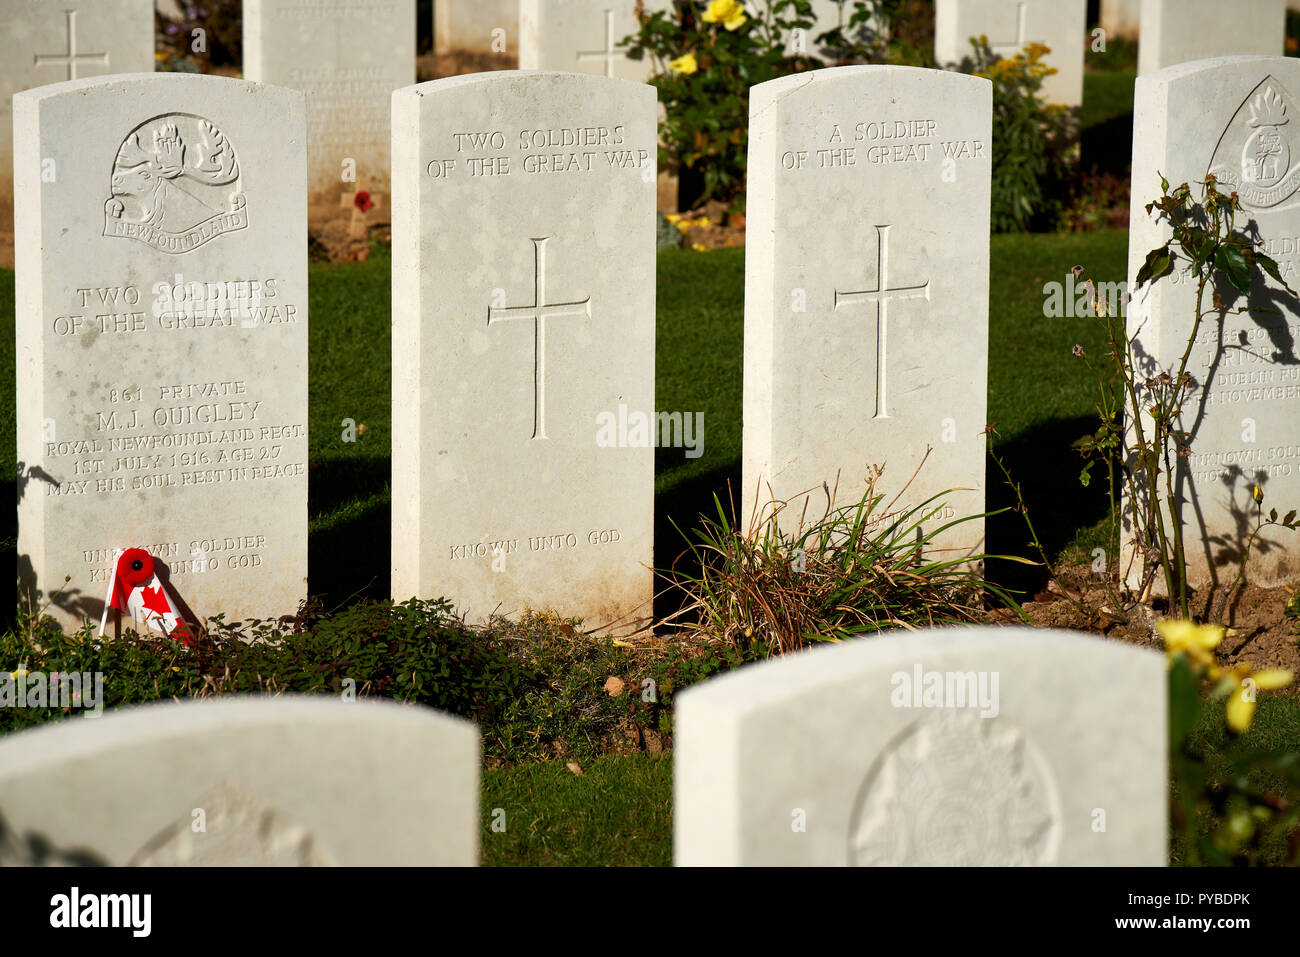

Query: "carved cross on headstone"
left=489, top=237, right=592, bottom=440
left=576, top=9, right=624, bottom=78
left=33, top=10, right=108, bottom=81
left=833, top=224, right=931, bottom=420
left=987, top=2, right=1040, bottom=59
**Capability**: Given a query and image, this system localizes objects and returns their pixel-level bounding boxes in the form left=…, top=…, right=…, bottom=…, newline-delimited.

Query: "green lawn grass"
left=481, top=754, right=672, bottom=866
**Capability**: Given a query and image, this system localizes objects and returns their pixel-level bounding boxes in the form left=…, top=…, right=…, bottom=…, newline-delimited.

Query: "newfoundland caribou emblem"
left=103, top=113, right=248, bottom=254
left=1208, top=77, right=1300, bottom=212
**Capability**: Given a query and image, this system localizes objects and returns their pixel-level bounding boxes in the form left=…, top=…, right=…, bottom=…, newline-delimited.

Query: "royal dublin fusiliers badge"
left=1208, top=77, right=1300, bottom=213
left=103, top=113, right=248, bottom=254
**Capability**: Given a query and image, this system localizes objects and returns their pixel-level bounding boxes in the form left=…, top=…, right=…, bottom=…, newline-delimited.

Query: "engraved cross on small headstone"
left=33, top=10, right=108, bottom=81
left=489, top=237, right=592, bottom=440
left=576, top=9, right=624, bottom=78
left=833, top=224, right=931, bottom=420
left=987, top=2, right=1040, bottom=59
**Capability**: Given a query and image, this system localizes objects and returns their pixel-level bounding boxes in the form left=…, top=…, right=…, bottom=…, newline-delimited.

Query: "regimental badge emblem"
left=1208, top=76, right=1300, bottom=212
left=847, top=712, right=1061, bottom=866
left=103, top=113, right=248, bottom=254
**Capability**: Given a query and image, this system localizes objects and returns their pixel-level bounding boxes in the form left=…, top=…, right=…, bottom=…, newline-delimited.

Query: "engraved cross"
left=833, top=224, right=931, bottom=420
left=576, top=9, right=623, bottom=78
left=34, top=10, right=108, bottom=81
left=987, top=2, right=1039, bottom=58
left=489, top=237, right=591, bottom=440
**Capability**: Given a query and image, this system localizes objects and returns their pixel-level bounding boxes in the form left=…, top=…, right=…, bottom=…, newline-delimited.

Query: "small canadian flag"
left=98, top=548, right=192, bottom=643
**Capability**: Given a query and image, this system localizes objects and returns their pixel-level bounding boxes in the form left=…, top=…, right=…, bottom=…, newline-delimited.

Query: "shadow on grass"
left=653, top=449, right=741, bottom=627
left=1081, top=109, right=1134, bottom=180
left=986, top=414, right=1112, bottom=599
left=308, top=456, right=391, bottom=607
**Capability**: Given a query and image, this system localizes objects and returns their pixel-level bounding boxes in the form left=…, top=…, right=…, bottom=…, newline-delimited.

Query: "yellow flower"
left=692, top=243, right=708, bottom=252
left=1157, top=619, right=1225, bottom=670
left=664, top=213, right=683, bottom=224
left=1220, top=662, right=1292, bottom=733
left=1253, top=484, right=1264, bottom=504
left=669, top=51, right=698, bottom=75
left=702, top=0, right=747, bottom=31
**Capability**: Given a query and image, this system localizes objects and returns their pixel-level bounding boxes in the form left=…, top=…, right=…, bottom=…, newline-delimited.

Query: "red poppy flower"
left=354, top=190, right=374, bottom=213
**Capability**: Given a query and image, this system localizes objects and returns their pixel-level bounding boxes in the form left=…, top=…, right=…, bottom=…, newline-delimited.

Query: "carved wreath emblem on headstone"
left=1208, top=77, right=1300, bottom=212
left=103, top=113, right=248, bottom=254
left=848, top=712, right=1061, bottom=866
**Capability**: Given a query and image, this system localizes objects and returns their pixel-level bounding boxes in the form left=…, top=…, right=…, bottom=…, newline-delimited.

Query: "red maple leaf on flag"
left=140, top=585, right=172, bottom=617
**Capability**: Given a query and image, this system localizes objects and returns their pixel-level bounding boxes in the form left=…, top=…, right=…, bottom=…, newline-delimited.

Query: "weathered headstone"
left=674, top=626, right=1166, bottom=865
left=391, top=71, right=656, bottom=631
left=0, top=0, right=154, bottom=268
left=519, top=0, right=670, bottom=81
left=14, top=73, right=308, bottom=632
left=742, top=66, right=990, bottom=558
left=243, top=0, right=415, bottom=236
left=0, top=697, right=479, bottom=865
left=436, top=0, right=518, bottom=56
left=1125, top=56, right=1300, bottom=588
left=934, top=0, right=1086, bottom=109
left=1137, top=0, right=1285, bottom=74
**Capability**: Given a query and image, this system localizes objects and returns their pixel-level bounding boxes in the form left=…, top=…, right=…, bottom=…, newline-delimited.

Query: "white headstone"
left=0, top=0, right=154, bottom=266
left=674, top=626, right=1167, bottom=865
left=391, top=72, right=656, bottom=632
left=934, top=0, right=1087, bottom=109
left=243, top=0, right=415, bottom=229
left=1100, top=0, right=1142, bottom=40
left=437, top=0, right=518, bottom=55
left=742, top=66, right=990, bottom=559
left=1138, top=0, right=1286, bottom=74
left=0, top=696, right=479, bottom=865
left=519, top=0, right=670, bottom=82
left=1125, top=56, right=1300, bottom=589
left=14, top=73, right=309, bottom=632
